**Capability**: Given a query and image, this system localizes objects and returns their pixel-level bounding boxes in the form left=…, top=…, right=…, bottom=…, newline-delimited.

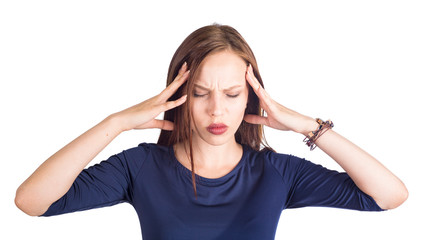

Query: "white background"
left=1, top=0, right=426, bottom=239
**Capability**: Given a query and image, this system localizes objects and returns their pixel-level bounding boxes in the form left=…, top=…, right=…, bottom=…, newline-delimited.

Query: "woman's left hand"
left=245, top=65, right=408, bottom=210
left=244, top=64, right=316, bottom=136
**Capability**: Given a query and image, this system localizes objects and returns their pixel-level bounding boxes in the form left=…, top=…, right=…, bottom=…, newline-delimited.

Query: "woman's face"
left=190, top=50, right=249, bottom=146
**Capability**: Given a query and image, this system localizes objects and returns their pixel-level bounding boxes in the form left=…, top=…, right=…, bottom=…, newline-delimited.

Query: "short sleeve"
left=267, top=152, right=384, bottom=211
left=41, top=143, right=150, bottom=216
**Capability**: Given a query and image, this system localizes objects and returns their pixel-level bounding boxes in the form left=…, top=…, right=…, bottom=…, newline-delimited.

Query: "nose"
left=208, top=93, right=224, bottom=117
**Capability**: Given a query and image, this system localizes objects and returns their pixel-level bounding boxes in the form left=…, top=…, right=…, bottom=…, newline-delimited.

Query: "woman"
left=15, top=24, right=408, bottom=239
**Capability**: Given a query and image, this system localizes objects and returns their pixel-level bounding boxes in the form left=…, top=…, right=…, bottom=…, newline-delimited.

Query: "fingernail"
left=179, top=62, right=187, bottom=72
left=246, top=69, right=252, bottom=80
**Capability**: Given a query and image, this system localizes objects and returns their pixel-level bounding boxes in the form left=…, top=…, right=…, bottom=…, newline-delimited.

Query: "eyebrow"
left=194, top=84, right=244, bottom=91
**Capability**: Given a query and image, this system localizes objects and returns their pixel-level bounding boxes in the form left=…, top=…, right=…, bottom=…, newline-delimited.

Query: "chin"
left=198, top=133, right=236, bottom=147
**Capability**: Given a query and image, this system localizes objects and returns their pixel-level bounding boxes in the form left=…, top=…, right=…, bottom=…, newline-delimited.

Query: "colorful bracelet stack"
left=303, top=118, right=334, bottom=151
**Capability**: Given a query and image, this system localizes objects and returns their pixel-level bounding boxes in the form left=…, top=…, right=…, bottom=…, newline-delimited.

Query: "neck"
left=176, top=139, right=243, bottom=170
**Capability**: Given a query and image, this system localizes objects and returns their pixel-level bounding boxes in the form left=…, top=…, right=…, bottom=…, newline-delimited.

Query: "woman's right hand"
left=15, top=62, right=190, bottom=216
left=114, top=62, right=189, bottom=132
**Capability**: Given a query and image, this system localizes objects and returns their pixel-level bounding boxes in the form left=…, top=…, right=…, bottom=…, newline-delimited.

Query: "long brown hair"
left=157, top=24, right=271, bottom=198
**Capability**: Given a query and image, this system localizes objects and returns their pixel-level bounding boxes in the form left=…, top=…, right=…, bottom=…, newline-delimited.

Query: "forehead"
left=194, top=51, right=247, bottom=88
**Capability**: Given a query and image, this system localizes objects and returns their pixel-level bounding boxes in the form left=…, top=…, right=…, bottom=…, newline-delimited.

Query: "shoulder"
left=106, top=143, right=172, bottom=177
left=245, top=146, right=313, bottom=180
left=258, top=148, right=305, bottom=169
left=111, top=142, right=170, bottom=166
left=246, top=146, right=307, bottom=169
left=269, top=151, right=303, bottom=173
left=119, top=142, right=167, bottom=154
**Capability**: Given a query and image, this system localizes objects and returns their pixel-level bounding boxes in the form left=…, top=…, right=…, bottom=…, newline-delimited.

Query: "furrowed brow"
left=194, top=84, right=210, bottom=91
left=224, top=85, right=244, bottom=91
left=194, top=84, right=244, bottom=91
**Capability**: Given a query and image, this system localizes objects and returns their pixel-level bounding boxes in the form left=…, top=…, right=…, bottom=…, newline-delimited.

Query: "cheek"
left=189, top=101, right=205, bottom=130
left=189, top=102, right=198, bottom=118
left=228, top=97, right=248, bottom=118
left=190, top=101, right=204, bottom=118
left=229, top=100, right=246, bottom=111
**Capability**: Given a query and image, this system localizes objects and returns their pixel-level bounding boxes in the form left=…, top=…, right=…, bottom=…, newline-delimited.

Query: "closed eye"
left=193, top=92, right=207, bottom=97
left=227, top=93, right=240, bottom=98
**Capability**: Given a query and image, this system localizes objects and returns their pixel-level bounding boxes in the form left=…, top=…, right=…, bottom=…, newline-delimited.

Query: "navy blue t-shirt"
left=42, top=143, right=383, bottom=239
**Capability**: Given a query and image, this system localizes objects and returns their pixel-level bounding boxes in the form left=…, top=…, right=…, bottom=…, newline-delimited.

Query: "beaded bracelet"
left=303, top=118, right=334, bottom=151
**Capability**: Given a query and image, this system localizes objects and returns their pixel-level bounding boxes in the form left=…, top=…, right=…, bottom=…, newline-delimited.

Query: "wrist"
left=105, top=113, right=128, bottom=133
left=299, top=118, right=319, bottom=137
left=302, top=118, right=334, bottom=150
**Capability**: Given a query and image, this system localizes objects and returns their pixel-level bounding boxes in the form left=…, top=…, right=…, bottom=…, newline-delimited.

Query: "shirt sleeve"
left=267, top=151, right=384, bottom=211
left=41, top=143, right=150, bottom=217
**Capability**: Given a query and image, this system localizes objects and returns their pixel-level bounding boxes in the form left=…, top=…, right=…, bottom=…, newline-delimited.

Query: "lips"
left=207, top=123, right=228, bottom=135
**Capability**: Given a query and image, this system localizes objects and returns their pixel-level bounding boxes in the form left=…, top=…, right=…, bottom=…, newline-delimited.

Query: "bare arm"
left=15, top=116, right=122, bottom=216
left=244, top=64, right=408, bottom=210
left=313, top=128, right=408, bottom=209
left=15, top=63, right=189, bottom=216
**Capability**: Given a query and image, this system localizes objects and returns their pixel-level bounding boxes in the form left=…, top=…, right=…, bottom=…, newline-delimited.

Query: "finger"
left=246, top=64, right=273, bottom=106
left=246, top=64, right=262, bottom=92
left=136, top=119, right=175, bottom=131
left=161, top=94, right=187, bottom=112
left=177, top=62, right=188, bottom=78
left=159, top=70, right=190, bottom=101
left=159, top=120, right=174, bottom=131
left=157, top=62, right=189, bottom=102
left=244, top=114, right=270, bottom=126
left=172, top=62, right=188, bottom=84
